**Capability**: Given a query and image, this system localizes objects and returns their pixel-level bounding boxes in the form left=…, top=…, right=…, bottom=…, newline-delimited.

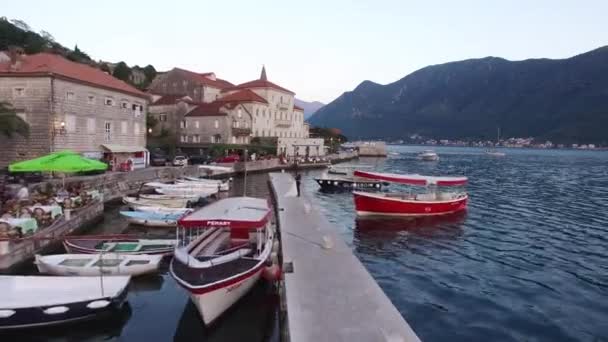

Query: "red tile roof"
left=152, top=94, right=190, bottom=105
left=0, top=53, right=147, bottom=98
left=222, top=79, right=294, bottom=94
left=218, top=89, right=268, bottom=104
left=173, top=68, right=234, bottom=89
left=293, top=104, right=304, bottom=111
left=184, top=102, right=227, bottom=117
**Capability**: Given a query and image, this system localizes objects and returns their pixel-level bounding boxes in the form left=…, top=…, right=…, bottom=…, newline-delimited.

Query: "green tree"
left=143, top=65, right=157, bottom=83
left=66, top=44, right=91, bottom=63
left=0, top=102, right=29, bottom=138
left=146, top=112, right=158, bottom=131
left=112, top=61, right=131, bottom=82
left=100, top=63, right=111, bottom=73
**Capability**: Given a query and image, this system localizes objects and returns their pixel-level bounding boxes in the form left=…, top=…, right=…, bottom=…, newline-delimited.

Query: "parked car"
left=172, top=155, right=189, bottom=167
left=150, top=154, right=168, bottom=167
left=188, top=155, right=212, bottom=165
left=215, top=154, right=241, bottom=163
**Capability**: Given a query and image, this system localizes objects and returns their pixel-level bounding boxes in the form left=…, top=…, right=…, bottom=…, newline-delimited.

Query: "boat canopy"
left=178, top=197, right=270, bottom=229
left=353, top=170, right=467, bottom=186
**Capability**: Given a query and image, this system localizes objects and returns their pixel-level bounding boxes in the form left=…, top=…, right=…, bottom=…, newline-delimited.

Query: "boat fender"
left=44, top=306, right=69, bottom=315
left=270, top=251, right=279, bottom=265
left=262, top=264, right=281, bottom=282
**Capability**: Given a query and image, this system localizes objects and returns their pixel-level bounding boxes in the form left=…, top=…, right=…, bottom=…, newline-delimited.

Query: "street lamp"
left=148, top=128, right=152, bottom=134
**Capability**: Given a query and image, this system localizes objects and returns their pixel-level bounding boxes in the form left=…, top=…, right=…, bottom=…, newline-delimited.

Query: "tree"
left=39, top=30, right=55, bottom=43
left=0, top=102, right=29, bottom=138
left=10, top=19, right=31, bottom=32
left=143, top=65, right=157, bottom=83
left=112, top=61, right=131, bottom=82
left=146, top=112, right=158, bottom=131
left=67, top=45, right=91, bottom=63
left=100, top=63, right=111, bottom=73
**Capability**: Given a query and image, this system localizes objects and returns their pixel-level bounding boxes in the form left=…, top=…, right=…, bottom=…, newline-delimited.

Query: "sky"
left=3, top=0, right=608, bottom=103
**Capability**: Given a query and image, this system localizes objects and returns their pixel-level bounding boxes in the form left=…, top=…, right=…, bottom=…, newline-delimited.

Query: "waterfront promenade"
left=269, top=172, right=420, bottom=342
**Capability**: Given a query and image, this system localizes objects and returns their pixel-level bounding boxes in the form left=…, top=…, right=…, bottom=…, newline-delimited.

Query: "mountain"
left=295, top=99, right=325, bottom=119
left=308, top=46, right=608, bottom=144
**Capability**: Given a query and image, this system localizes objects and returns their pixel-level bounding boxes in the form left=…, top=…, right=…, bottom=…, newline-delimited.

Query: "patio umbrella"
left=9, top=150, right=107, bottom=173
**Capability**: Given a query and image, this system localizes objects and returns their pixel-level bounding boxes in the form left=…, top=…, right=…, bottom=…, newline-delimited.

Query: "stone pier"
left=269, top=173, right=420, bottom=342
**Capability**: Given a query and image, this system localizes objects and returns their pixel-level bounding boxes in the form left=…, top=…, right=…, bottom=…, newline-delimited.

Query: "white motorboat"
left=35, top=254, right=162, bottom=277
left=176, top=178, right=230, bottom=191
left=119, top=211, right=182, bottom=227
left=146, top=181, right=224, bottom=191
left=134, top=206, right=193, bottom=215
left=139, top=193, right=200, bottom=201
left=0, top=275, right=129, bottom=329
left=123, top=196, right=193, bottom=209
left=170, top=197, right=274, bottom=325
left=155, top=187, right=218, bottom=197
left=418, top=150, right=439, bottom=161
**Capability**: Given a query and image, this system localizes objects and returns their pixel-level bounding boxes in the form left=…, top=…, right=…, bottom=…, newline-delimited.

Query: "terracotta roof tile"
left=173, top=68, right=234, bottom=89
left=222, top=79, right=294, bottom=94
left=218, top=89, right=268, bottom=104
left=0, top=53, right=147, bottom=98
left=185, top=102, right=227, bottom=117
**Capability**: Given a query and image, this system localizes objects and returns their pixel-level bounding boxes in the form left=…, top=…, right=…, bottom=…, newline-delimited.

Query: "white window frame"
left=87, top=95, right=96, bottom=104
left=159, top=114, right=167, bottom=122
left=121, top=120, right=128, bottom=134
left=105, top=97, right=114, bottom=106
left=195, top=121, right=200, bottom=129
left=214, top=120, right=219, bottom=129
left=87, top=118, right=96, bottom=133
left=66, top=91, right=76, bottom=101
left=65, top=114, right=76, bottom=133
left=134, top=122, right=140, bottom=135
left=121, top=101, right=129, bottom=110
left=104, top=121, right=112, bottom=141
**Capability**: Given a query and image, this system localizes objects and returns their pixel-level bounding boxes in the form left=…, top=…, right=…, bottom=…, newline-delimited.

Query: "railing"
left=274, top=120, right=291, bottom=127
left=277, top=103, right=290, bottom=110
left=232, top=127, right=252, bottom=136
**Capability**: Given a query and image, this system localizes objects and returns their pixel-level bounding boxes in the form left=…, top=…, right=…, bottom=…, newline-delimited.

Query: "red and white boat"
left=169, top=197, right=274, bottom=325
left=352, top=170, right=468, bottom=217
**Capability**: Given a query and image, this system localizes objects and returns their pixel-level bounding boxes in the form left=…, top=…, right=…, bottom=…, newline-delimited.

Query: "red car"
left=215, top=154, right=241, bottom=163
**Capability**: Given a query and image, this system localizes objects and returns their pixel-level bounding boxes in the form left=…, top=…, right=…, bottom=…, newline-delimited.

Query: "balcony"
left=275, top=119, right=291, bottom=127
left=277, top=103, right=290, bottom=110
left=232, top=127, right=252, bottom=136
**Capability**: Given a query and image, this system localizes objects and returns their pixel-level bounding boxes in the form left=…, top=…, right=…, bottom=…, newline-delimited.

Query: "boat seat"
left=194, top=231, right=231, bottom=257
left=189, top=228, right=223, bottom=256
left=416, top=193, right=437, bottom=201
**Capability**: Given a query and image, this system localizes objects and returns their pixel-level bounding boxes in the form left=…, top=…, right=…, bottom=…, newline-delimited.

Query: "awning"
left=101, top=144, right=148, bottom=153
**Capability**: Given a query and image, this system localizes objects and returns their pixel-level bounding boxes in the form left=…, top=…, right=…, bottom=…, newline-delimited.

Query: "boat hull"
left=0, top=276, right=129, bottom=330
left=353, top=191, right=468, bottom=217
left=35, top=254, right=161, bottom=277
left=63, top=239, right=175, bottom=256
left=315, top=178, right=384, bottom=192
left=188, top=268, right=263, bottom=325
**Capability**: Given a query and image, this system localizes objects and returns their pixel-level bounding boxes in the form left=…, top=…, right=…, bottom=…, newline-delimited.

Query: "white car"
left=172, top=155, right=188, bottom=167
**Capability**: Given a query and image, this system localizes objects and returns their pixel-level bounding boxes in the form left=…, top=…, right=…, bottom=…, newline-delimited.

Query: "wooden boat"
left=352, top=170, right=468, bottom=217
left=35, top=254, right=162, bottom=277
left=119, top=211, right=182, bottom=227
left=170, top=197, right=274, bottom=325
left=314, top=176, right=387, bottom=192
left=155, top=187, right=218, bottom=197
left=134, top=206, right=193, bottom=215
left=123, top=196, right=193, bottom=209
left=63, top=238, right=177, bottom=256
left=418, top=150, right=439, bottom=161
left=0, top=275, right=129, bottom=330
left=176, top=178, right=230, bottom=191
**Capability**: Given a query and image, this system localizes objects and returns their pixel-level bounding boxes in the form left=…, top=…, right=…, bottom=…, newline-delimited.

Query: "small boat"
left=0, top=275, right=129, bottom=330
left=134, top=206, right=193, bottom=215
left=486, top=127, right=506, bottom=157
left=63, top=238, right=177, bottom=256
left=176, top=179, right=230, bottom=191
left=418, top=150, right=439, bottom=161
left=123, top=196, right=193, bottom=209
left=139, top=193, right=200, bottom=201
left=315, top=176, right=387, bottom=192
left=352, top=170, right=468, bottom=217
left=35, top=254, right=162, bottom=277
left=119, top=211, right=182, bottom=227
left=170, top=197, right=274, bottom=325
left=155, top=187, right=218, bottom=197
left=147, top=181, right=225, bottom=192
left=327, top=166, right=348, bottom=175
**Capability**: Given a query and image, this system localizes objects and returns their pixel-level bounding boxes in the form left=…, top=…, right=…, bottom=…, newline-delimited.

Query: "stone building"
left=0, top=52, right=149, bottom=169
left=148, top=66, right=311, bottom=150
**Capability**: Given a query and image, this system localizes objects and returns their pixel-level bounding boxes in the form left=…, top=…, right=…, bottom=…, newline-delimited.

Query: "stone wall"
left=0, top=77, right=52, bottom=168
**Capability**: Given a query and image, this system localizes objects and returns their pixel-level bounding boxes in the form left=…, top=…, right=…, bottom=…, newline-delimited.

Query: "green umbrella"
left=9, top=150, right=107, bottom=173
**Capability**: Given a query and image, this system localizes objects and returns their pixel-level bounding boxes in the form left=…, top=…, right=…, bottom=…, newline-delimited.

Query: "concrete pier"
left=269, top=173, right=420, bottom=342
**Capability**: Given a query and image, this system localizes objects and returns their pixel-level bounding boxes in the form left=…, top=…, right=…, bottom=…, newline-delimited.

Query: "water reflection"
left=173, top=282, right=277, bottom=342
left=355, top=211, right=466, bottom=240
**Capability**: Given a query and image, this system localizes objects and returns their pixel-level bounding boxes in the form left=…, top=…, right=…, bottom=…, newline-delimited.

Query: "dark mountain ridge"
left=309, top=46, right=608, bottom=144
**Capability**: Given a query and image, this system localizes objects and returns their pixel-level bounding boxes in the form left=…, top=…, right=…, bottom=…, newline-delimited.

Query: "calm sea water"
left=301, top=145, right=608, bottom=342
left=4, top=146, right=608, bottom=341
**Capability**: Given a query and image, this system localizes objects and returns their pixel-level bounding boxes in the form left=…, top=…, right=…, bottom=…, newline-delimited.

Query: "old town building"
left=0, top=51, right=149, bottom=169
left=148, top=66, right=313, bottom=154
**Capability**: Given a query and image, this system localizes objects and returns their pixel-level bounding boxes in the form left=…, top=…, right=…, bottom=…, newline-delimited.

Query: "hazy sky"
left=3, top=0, right=607, bottom=103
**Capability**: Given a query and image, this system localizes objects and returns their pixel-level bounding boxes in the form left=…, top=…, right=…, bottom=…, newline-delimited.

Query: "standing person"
left=295, top=173, right=302, bottom=197
left=15, top=179, right=29, bottom=201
